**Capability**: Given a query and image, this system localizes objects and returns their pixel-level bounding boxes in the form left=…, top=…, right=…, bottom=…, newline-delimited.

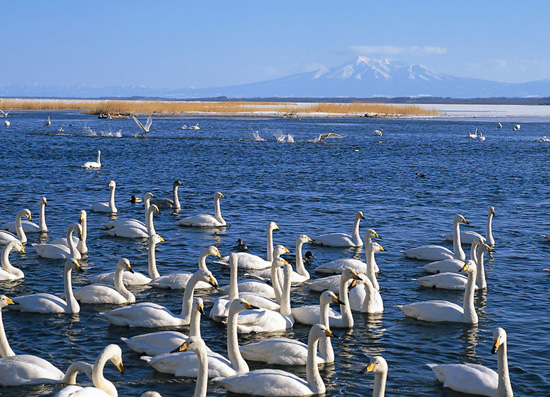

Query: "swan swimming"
left=106, top=203, right=159, bottom=238
left=150, top=180, right=182, bottom=210
left=49, top=210, right=88, bottom=255
left=444, top=207, right=495, bottom=246
left=363, top=356, right=388, bottom=397
left=312, top=210, right=366, bottom=247
left=92, top=180, right=117, bottom=213
left=0, top=241, right=26, bottom=281
left=2, top=197, right=48, bottom=233
left=33, top=223, right=82, bottom=260
left=82, top=149, right=101, bottom=169
left=0, top=208, right=31, bottom=245
left=178, top=192, right=226, bottom=227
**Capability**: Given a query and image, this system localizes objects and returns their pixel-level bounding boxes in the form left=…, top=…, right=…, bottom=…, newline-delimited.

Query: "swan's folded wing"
left=427, top=363, right=497, bottom=395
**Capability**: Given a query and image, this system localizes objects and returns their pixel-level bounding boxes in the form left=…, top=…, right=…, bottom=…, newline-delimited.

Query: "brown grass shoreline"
left=0, top=98, right=439, bottom=118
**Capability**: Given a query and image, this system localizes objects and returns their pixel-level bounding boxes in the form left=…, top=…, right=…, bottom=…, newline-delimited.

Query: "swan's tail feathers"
left=425, top=363, right=437, bottom=369
left=244, top=273, right=268, bottom=282
left=214, top=259, right=230, bottom=266
left=120, top=337, right=129, bottom=342
left=140, top=356, right=153, bottom=364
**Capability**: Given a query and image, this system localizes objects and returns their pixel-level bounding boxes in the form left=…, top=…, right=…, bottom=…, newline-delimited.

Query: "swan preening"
left=513, top=124, right=520, bottom=131
left=92, top=180, right=117, bottom=213
left=83, top=149, right=101, bottom=169
left=150, top=180, right=182, bottom=210
left=444, top=206, right=495, bottom=246
left=312, top=210, right=366, bottom=247
left=0, top=208, right=31, bottom=244
left=179, top=191, right=226, bottom=227
left=427, top=327, right=513, bottom=396
left=3, top=197, right=48, bottom=233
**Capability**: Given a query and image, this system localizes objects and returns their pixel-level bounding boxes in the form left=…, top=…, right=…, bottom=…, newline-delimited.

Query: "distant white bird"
left=536, top=136, right=550, bottom=142
left=468, top=128, right=478, bottom=139
left=181, top=125, right=187, bottom=130
left=513, top=124, right=521, bottom=131
left=45, top=117, right=51, bottom=126
left=497, top=122, right=502, bottom=129
left=58, top=125, right=64, bottom=132
left=478, top=132, right=486, bottom=141
left=311, top=132, right=345, bottom=143
left=132, top=115, right=154, bottom=136
left=373, top=129, right=383, bottom=136
left=83, top=150, right=101, bottom=169
left=0, top=108, right=12, bottom=118
left=189, top=123, right=200, bottom=130
left=4, top=120, right=9, bottom=127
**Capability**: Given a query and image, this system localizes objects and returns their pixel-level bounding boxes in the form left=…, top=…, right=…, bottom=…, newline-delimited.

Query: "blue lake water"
left=0, top=111, right=549, bottom=396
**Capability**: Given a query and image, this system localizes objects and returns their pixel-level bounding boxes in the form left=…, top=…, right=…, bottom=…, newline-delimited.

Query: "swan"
left=45, top=116, right=51, bottom=126
left=350, top=273, right=384, bottom=313
left=50, top=210, right=88, bottom=255
left=103, top=192, right=154, bottom=231
left=237, top=259, right=295, bottom=333
left=397, top=260, right=478, bottom=324
left=479, top=132, right=486, bottom=141
left=363, top=356, right=388, bottom=397
left=402, top=214, right=468, bottom=261
left=292, top=268, right=359, bottom=328
left=427, top=327, right=513, bottom=396
left=497, top=122, right=502, bottom=129
left=133, top=115, right=154, bottom=136
left=170, top=337, right=209, bottom=397
left=150, top=180, right=182, bottom=210
left=178, top=192, right=226, bottom=227
left=468, top=128, right=478, bottom=139
left=149, top=246, right=221, bottom=290
left=0, top=209, right=31, bottom=244
left=121, top=297, right=209, bottom=356
left=101, top=269, right=218, bottom=327
left=189, top=123, right=200, bottom=130
left=3, top=197, right=48, bottom=233
left=0, top=108, right=12, bottom=118
left=92, top=181, right=117, bottom=213
left=214, top=324, right=337, bottom=396
left=73, top=258, right=136, bottom=304
left=216, top=222, right=282, bottom=270
left=143, top=299, right=255, bottom=378
left=83, top=150, right=101, bottom=168
left=55, top=344, right=125, bottom=397
left=513, top=124, right=520, bottom=131
left=210, top=253, right=280, bottom=322
left=240, top=290, right=341, bottom=365
left=181, top=125, right=187, bottom=130
left=312, top=210, right=365, bottom=247
left=33, top=223, right=82, bottom=260
left=311, top=131, right=345, bottom=143
left=0, top=241, right=26, bottom=280
left=10, top=259, right=82, bottom=314
left=373, top=129, right=383, bottom=136
left=444, top=207, right=495, bottom=247
left=421, top=237, right=482, bottom=274
left=106, top=204, right=159, bottom=238
left=4, top=120, right=10, bottom=127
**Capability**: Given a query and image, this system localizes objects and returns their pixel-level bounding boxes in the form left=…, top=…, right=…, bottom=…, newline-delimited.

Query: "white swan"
left=179, top=192, right=226, bottom=227
left=237, top=259, right=295, bottom=333
left=102, top=192, right=154, bottom=230
left=311, top=131, right=345, bottom=143
left=0, top=241, right=25, bottom=281
left=3, top=197, right=48, bottom=233
left=83, top=150, right=101, bottom=169
left=240, top=290, right=341, bottom=365
left=189, top=123, right=200, bottom=130
left=479, top=132, right=486, bottom=141
left=10, top=259, right=82, bottom=314
left=149, top=246, right=221, bottom=290
left=170, top=337, right=209, bottom=397
left=133, top=115, right=154, bottom=136
left=121, top=298, right=208, bottom=356
left=214, top=324, right=336, bottom=396
left=427, top=327, right=513, bottom=396
left=350, top=273, right=384, bottom=314
left=150, top=180, right=182, bottom=210
left=210, top=253, right=280, bottom=322
left=74, top=258, right=136, bottom=304
left=397, top=260, right=478, bottom=324
left=45, top=116, right=51, bottom=126
left=181, top=125, right=187, bottom=130
left=363, top=356, right=388, bottom=397
left=144, top=299, right=254, bottom=378
left=292, top=268, right=359, bottom=328
left=312, top=210, right=365, bottom=247
left=55, top=344, right=125, bottom=397
left=106, top=204, right=159, bottom=238
left=33, top=223, right=82, bottom=260
left=421, top=237, right=483, bottom=275
left=92, top=181, right=117, bottom=213
left=101, top=269, right=218, bottom=327
left=402, top=214, right=468, bottom=261
left=50, top=210, right=88, bottom=255
left=513, top=124, right=520, bottom=131
left=0, top=209, right=31, bottom=244
left=444, top=207, right=495, bottom=246
left=468, top=128, right=478, bottom=139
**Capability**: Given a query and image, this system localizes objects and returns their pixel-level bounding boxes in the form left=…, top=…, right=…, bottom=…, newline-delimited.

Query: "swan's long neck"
left=339, top=276, right=354, bottom=328
left=497, top=342, right=513, bottom=397
left=15, top=212, right=27, bottom=244
left=194, top=344, right=208, bottom=397
left=453, top=219, right=466, bottom=261
left=295, top=239, right=309, bottom=278
left=266, top=227, right=274, bottom=262
left=228, top=259, right=239, bottom=301
left=67, top=227, right=78, bottom=259
left=318, top=300, right=334, bottom=363
left=172, top=185, right=181, bottom=210
left=147, top=207, right=156, bottom=236
left=1, top=244, right=22, bottom=278
left=77, top=215, right=87, bottom=254
left=279, top=265, right=292, bottom=317
left=62, top=361, right=92, bottom=384
left=189, top=305, right=201, bottom=338
left=144, top=198, right=151, bottom=230
left=180, top=273, right=201, bottom=323
left=97, top=151, right=101, bottom=165
left=360, top=279, right=377, bottom=313
left=108, top=185, right=117, bottom=213
left=63, top=267, right=80, bottom=314
left=114, top=267, right=134, bottom=302
left=197, top=252, right=209, bottom=272
left=469, top=241, right=479, bottom=262
left=227, top=306, right=249, bottom=373
left=366, top=247, right=380, bottom=291
left=462, top=269, right=478, bottom=324
left=487, top=212, right=495, bottom=247
left=271, top=260, right=282, bottom=302
left=0, top=308, right=15, bottom=357
left=306, top=333, right=325, bottom=395
left=92, top=350, right=118, bottom=397
left=148, top=239, right=160, bottom=279
left=213, top=197, right=223, bottom=223
left=475, top=249, right=487, bottom=289
left=39, top=201, right=48, bottom=232
left=351, top=215, right=363, bottom=246
left=373, top=369, right=387, bottom=397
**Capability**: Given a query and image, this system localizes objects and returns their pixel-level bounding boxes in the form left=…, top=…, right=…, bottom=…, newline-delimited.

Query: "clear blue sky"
left=2, top=1, right=549, bottom=89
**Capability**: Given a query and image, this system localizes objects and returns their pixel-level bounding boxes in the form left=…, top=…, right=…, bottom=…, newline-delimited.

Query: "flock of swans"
left=0, top=164, right=516, bottom=396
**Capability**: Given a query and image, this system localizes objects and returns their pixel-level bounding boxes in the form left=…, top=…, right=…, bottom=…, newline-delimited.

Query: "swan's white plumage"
left=0, top=241, right=25, bottom=281
left=179, top=192, right=226, bottom=227
left=33, top=223, right=82, bottom=260
left=83, top=150, right=101, bottom=169
left=3, top=198, right=48, bottom=233
left=312, top=210, right=365, bottom=247
left=0, top=209, right=31, bottom=245
left=91, top=181, right=117, bottom=213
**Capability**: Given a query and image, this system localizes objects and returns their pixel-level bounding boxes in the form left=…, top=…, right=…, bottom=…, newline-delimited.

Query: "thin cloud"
left=351, top=45, right=447, bottom=55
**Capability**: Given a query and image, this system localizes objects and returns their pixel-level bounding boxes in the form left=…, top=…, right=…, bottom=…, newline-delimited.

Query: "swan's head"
left=269, top=221, right=279, bottom=231
left=310, top=323, right=339, bottom=340
left=230, top=298, right=259, bottom=315
left=214, top=192, right=225, bottom=200
left=273, top=245, right=291, bottom=257
left=97, top=150, right=101, bottom=155
left=41, top=197, right=48, bottom=206
left=365, top=229, right=381, bottom=240
left=491, top=327, right=507, bottom=354
left=297, top=235, right=313, bottom=245
left=144, top=192, right=155, bottom=201
left=472, top=236, right=486, bottom=247
left=341, top=268, right=361, bottom=281
left=8, top=240, right=25, bottom=254
left=204, top=245, right=221, bottom=259
left=320, top=290, right=344, bottom=306
left=368, top=242, right=386, bottom=253
left=198, top=269, right=219, bottom=288
left=66, top=258, right=84, bottom=272
left=489, top=206, right=496, bottom=216
left=363, top=356, right=388, bottom=375
left=460, top=260, right=477, bottom=274
left=148, top=204, right=160, bottom=215
left=151, top=234, right=165, bottom=244
left=193, top=297, right=204, bottom=315
left=79, top=210, right=87, bottom=224
left=174, top=180, right=183, bottom=187
left=102, top=344, right=125, bottom=375
left=0, top=295, right=18, bottom=309
left=171, top=336, right=206, bottom=354
left=118, top=258, right=134, bottom=274
left=272, top=257, right=289, bottom=269
left=356, top=273, right=374, bottom=289
left=478, top=243, right=493, bottom=254
left=356, top=211, right=365, bottom=220
left=454, top=214, right=469, bottom=225
left=108, top=180, right=116, bottom=188
left=19, top=208, right=32, bottom=221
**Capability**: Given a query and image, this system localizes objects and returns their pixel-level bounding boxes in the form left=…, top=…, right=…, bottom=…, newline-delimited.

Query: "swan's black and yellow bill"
left=491, top=336, right=501, bottom=354
left=324, top=329, right=339, bottom=339
left=172, top=341, right=190, bottom=353
left=243, top=301, right=259, bottom=310
left=208, top=276, right=219, bottom=288
left=116, top=360, right=125, bottom=375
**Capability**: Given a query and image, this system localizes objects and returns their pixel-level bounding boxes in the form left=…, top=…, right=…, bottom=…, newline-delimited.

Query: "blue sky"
left=2, top=1, right=549, bottom=89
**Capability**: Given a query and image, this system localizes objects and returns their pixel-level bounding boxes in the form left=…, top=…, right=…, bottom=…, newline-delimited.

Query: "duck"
left=10, top=259, right=82, bottom=314
left=148, top=246, right=221, bottom=290
left=240, top=290, right=341, bottom=365
left=129, top=195, right=143, bottom=203
left=33, top=223, right=82, bottom=260
left=0, top=241, right=26, bottom=281
left=49, top=210, right=88, bottom=255
left=178, top=191, right=226, bottom=227
left=363, top=356, right=388, bottom=397
left=91, top=180, right=117, bottom=213
left=402, top=214, right=468, bottom=261
left=143, top=299, right=255, bottom=378
left=55, top=344, right=125, bottom=397
left=397, top=260, right=478, bottom=324
left=444, top=207, right=495, bottom=246
left=214, top=324, right=337, bottom=396
left=82, top=149, right=101, bottom=169
left=312, top=210, right=366, bottom=247
left=73, top=258, right=136, bottom=304
left=0, top=209, right=32, bottom=245
left=150, top=180, right=182, bottom=210
left=3, top=197, right=48, bottom=233
left=234, top=238, right=248, bottom=251
left=106, top=203, right=159, bottom=238
left=121, top=298, right=208, bottom=356
left=101, top=269, right=218, bottom=328
left=427, top=327, right=513, bottom=396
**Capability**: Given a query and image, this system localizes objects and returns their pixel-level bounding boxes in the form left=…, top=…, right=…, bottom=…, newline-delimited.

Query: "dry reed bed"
left=0, top=98, right=439, bottom=117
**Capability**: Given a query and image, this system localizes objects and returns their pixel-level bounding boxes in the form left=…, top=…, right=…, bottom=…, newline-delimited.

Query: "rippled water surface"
left=1, top=112, right=549, bottom=396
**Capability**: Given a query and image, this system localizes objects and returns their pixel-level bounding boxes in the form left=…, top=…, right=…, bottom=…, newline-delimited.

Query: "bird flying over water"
left=0, top=108, right=13, bottom=118
left=132, top=115, right=154, bottom=136
left=311, top=131, right=345, bottom=143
